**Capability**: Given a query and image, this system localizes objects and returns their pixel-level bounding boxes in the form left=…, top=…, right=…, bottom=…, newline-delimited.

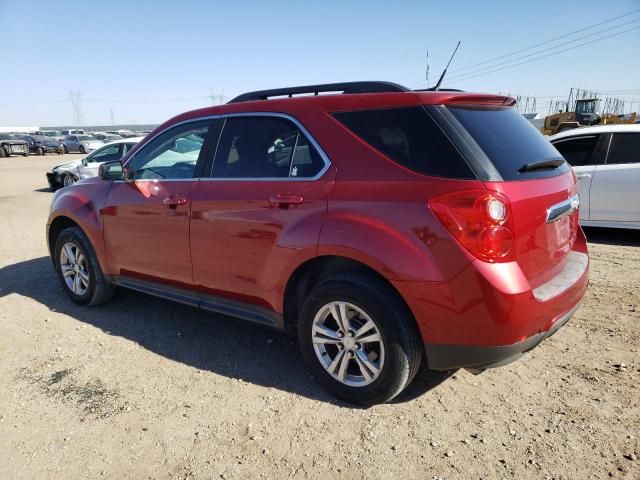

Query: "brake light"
left=429, top=190, right=515, bottom=262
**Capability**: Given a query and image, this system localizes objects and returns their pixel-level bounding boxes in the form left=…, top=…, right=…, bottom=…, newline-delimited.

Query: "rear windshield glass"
left=333, top=107, right=475, bottom=179
left=447, top=106, right=569, bottom=180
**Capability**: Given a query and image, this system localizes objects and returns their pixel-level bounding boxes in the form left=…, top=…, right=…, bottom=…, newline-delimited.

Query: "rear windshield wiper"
left=518, top=158, right=565, bottom=173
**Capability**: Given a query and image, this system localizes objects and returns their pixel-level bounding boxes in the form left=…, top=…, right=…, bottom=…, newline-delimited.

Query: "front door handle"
left=163, top=197, right=188, bottom=209
left=269, top=194, right=304, bottom=208
left=576, top=173, right=591, bottom=179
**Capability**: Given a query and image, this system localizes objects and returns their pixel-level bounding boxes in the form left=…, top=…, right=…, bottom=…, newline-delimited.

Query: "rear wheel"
left=298, top=274, right=422, bottom=406
left=53, top=226, right=115, bottom=306
left=79, top=145, right=86, bottom=154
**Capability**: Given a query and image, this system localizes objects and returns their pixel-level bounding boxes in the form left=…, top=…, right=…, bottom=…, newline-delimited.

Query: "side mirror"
left=98, top=160, right=124, bottom=180
left=82, top=158, right=88, bottom=166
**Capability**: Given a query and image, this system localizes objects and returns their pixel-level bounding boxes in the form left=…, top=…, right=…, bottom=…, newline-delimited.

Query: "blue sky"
left=1, top=0, right=639, bottom=127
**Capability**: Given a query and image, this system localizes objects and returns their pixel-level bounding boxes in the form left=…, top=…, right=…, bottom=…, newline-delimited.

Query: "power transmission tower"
left=110, top=107, right=115, bottom=125
left=68, top=91, right=85, bottom=126
left=208, top=88, right=226, bottom=105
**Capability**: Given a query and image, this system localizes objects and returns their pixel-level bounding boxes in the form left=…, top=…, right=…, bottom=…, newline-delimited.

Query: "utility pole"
left=110, top=107, right=115, bottom=125
left=425, top=50, right=430, bottom=88
left=208, top=88, right=226, bottom=105
left=68, top=91, right=85, bottom=127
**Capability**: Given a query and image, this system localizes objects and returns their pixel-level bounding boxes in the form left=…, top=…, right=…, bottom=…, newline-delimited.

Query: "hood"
left=1, top=139, right=28, bottom=145
left=52, top=159, right=82, bottom=172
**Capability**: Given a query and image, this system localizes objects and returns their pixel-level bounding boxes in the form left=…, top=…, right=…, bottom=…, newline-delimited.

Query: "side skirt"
left=112, top=276, right=284, bottom=329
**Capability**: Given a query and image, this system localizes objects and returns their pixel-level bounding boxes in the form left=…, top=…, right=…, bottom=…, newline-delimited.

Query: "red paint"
left=47, top=88, right=588, bottom=355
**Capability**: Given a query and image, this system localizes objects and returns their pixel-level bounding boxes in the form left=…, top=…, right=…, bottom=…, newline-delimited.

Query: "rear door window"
left=333, top=106, right=474, bottom=179
left=606, top=133, right=640, bottom=165
left=447, top=106, right=569, bottom=180
left=212, top=116, right=325, bottom=179
left=552, top=135, right=603, bottom=166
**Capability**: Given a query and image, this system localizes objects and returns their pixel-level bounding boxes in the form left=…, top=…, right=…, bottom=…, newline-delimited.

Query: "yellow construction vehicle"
left=541, top=97, right=637, bottom=136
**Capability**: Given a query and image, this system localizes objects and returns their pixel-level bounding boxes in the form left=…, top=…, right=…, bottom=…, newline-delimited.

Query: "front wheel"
left=62, top=174, right=77, bottom=187
left=79, top=145, right=86, bottom=154
left=36, top=147, right=44, bottom=156
left=298, top=274, right=422, bottom=406
left=53, top=226, right=115, bottom=306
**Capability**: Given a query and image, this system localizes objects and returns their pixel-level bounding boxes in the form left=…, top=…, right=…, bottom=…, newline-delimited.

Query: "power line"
left=450, top=8, right=640, bottom=74
left=446, top=17, right=640, bottom=81
left=447, top=25, right=640, bottom=84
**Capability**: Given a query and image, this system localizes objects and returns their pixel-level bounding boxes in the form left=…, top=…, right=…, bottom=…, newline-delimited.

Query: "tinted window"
left=552, top=135, right=602, bottom=166
left=447, top=106, right=569, bottom=180
left=607, top=133, right=640, bottom=165
left=333, top=107, right=474, bottom=179
left=213, top=116, right=324, bottom=179
left=130, top=121, right=210, bottom=180
left=86, top=144, right=122, bottom=163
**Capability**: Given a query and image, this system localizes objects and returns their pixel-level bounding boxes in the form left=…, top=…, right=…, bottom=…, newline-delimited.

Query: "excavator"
left=541, top=97, right=637, bottom=136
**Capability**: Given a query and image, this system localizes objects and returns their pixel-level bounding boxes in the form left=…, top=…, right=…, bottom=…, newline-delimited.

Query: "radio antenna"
left=433, top=41, right=461, bottom=91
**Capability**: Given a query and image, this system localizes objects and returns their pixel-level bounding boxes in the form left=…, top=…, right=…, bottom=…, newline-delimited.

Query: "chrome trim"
left=546, top=194, right=580, bottom=223
left=533, top=251, right=588, bottom=301
left=123, top=112, right=332, bottom=183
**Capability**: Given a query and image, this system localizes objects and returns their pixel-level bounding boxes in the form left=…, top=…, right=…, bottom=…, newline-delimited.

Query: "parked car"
left=0, top=133, right=29, bottom=157
left=47, top=81, right=589, bottom=405
left=12, top=134, right=63, bottom=155
left=91, top=133, right=123, bottom=143
left=37, top=130, right=64, bottom=140
left=47, top=137, right=142, bottom=190
left=550, top=124, right=640, bottom=230
left=62, top=134, right=104, bottom=154
left=60, top=129, right=85, bottom=136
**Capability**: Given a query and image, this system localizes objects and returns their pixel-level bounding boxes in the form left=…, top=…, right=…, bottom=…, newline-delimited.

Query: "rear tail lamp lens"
left=429, top=190, right=515, bottom=262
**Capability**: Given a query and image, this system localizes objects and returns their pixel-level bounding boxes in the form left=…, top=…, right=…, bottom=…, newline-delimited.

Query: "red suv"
left=47, top=82, right=589, bottom=405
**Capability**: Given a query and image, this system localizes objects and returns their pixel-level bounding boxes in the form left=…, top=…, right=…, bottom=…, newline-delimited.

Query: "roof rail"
left=228, top=81, right=411, bottom=103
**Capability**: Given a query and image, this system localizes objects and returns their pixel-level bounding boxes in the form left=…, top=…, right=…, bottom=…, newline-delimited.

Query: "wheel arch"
left=283, top=255, right=417, bottom=335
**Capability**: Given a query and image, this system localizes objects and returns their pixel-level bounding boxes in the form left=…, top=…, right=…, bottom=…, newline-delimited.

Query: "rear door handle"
left=576, top=173, right=591, bottom=179
left=269, top=194, right=304, bottom=207
left=163, top=197, right=188, bottom=209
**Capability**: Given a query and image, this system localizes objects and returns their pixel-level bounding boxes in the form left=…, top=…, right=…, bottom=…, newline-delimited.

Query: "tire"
left=0, top=147, right=6, bottom=158
left=23, top=149, right=29, bottom=157
left=36, top=147, right=44, bottom=156
left=53, top=226, right=115, bottom=306
left=62, top=174, right=77, bottom=187
left=63, top=145, right=68, bottom=154
left=298, top=274, right=422, bottom=406
left=79, top=145, right=86, bottom=154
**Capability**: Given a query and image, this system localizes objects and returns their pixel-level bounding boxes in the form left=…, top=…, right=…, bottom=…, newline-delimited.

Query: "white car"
left=46, top=137, right=142, bottom=190
left=550, top=124, right=640, bottom=229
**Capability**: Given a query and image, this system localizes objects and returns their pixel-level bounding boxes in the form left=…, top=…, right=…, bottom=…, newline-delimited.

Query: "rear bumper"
left=424, top=301, right=579, bottom=370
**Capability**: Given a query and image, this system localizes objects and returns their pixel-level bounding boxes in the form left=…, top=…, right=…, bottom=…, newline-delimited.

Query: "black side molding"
left=112, top=276, right=284, bottom=329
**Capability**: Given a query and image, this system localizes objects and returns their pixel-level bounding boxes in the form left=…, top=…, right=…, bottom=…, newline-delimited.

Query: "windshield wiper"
left=518, top=158, right=565, bottom=173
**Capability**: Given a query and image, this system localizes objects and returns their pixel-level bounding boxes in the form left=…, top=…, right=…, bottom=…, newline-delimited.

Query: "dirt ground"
left=0, top=153, right=638, bottom=480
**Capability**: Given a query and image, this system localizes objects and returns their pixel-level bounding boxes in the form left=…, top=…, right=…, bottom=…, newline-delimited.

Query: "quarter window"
left=129, top=121, right=211, bottom=180
left=606, top=133, right=640, bottom=165
left=552, top=135, right=602, bottom=166
left=212, top=116, right=325, bottom=179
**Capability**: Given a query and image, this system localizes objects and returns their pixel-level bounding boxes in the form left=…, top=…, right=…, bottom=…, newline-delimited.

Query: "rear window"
left=333, top=107, right=475, bottom=179
left=447, top=106, right=569, bottom=180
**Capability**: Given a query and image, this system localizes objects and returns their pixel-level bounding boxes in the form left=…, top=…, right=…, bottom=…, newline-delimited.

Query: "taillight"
left=429, top=190, right=515, bottom=262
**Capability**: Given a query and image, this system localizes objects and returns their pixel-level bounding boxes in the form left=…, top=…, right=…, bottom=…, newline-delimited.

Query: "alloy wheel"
left=311, top=301, right=385, bottom=387
left=63, top=175, right=76, bottom=187
left=59, top=242, right=90, bottom=295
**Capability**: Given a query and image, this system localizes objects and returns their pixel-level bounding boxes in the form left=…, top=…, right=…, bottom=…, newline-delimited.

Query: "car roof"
left=549, top=124, right=640, bottom=141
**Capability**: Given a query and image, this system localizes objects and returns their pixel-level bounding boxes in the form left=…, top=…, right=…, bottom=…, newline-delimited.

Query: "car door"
left=552, top=133, right=607, bottom=220
left=589, top=132, right=640, bottom=223
left=103, top=119, right=217, bottom=286
left=67, top=135, right=79, bottom=152
left=190, top=114, right=335, bottom=315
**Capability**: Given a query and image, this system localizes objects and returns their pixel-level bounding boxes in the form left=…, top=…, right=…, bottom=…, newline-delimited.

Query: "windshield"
left=0, top=134, right=12, bottom=140
left=446, top=106, right=569, bottom=180
left=78, top=135, right=94, bottom=141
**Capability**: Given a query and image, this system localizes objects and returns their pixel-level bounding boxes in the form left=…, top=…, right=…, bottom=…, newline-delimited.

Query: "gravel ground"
left=1, top=154, right=638, bottom=479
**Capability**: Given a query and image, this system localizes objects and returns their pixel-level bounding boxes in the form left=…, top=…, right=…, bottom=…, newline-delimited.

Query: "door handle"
left=163, top=197, right=188, bottom=209
left=269, top=194, right=304, bottom=207
left=576, top=173, right=591, bottom=179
